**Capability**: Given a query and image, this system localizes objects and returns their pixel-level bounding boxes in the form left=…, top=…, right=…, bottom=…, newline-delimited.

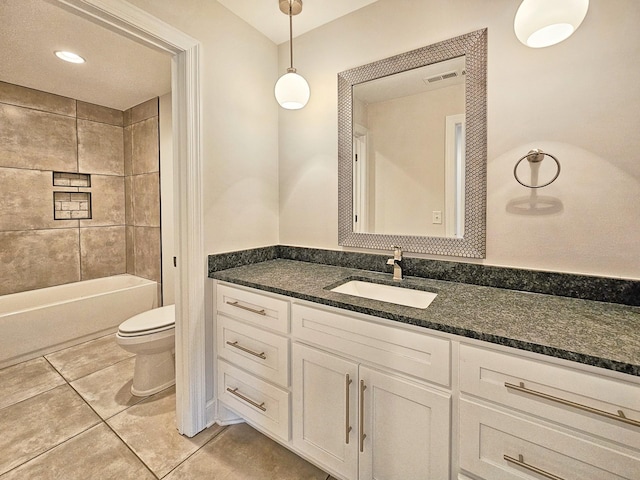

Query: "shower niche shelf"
left=53, top=191, right=92, bottom=220
left=53, top=171, right=91, bottom=187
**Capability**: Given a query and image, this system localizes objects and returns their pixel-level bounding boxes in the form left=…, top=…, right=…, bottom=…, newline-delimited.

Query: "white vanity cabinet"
left=215, top=284, right=291, bottom=441
left=213, top=281, right=640, bottom=480
left=291, top=304, right=451, bottom=480
left=458, top=344, right=640, bottom=480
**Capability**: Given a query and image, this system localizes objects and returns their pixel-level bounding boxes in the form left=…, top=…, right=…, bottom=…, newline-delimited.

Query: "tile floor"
left=0, top=334, right=333, bottom=479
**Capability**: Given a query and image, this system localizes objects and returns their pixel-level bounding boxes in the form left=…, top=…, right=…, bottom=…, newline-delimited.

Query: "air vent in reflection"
left=423, top=69, right=465, bottom=84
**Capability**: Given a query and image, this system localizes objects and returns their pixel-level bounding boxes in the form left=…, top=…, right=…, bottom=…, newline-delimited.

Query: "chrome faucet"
left=386, top=245, right=403, bottom=281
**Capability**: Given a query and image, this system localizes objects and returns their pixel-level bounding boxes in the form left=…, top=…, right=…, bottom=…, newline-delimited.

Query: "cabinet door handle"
left=505, top=381, right=640, bottom=428
left=504, top=454, right=565, bottom=480
left=226, top=300, right=266, bottom=316
left=345, top=374, right=353, bottom=444
left=226, top=387, right=266, bottom=412
left=359, top=379, right=367, bottom=453
left=226, top=340, right=267, bottom=360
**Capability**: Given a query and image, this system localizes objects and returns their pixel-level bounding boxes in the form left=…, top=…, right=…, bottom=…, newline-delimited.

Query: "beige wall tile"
left=130, top=97, right=158, bottom=124
left=77, top=119, right=124, bottom=176
left=126, top=226, right=135, bottom=274
left=0, top=229, right=80, bottom=296
left=77, top=101, right=124, bottom=127
left=80, top=175, right=125, bottom=227
left=124, top=125, right=133, bottom=176
left=0, top=384, right=100, bottom=475
left=0, top=167, right=79, bottom=231
left=123, top=107, right=132, bottom=127
left=133, top=226, right=161, bottom=283
left=132, top=173, right=160, bottom=227
left=0, top=81, right=75, bottom=117
left=0, top=104, right=77, bottom=171
left=131, top=117, right=159, bottom=175
left=80, top=226, right=126, bottom=280
left=124, top=175, right=134, bottom=224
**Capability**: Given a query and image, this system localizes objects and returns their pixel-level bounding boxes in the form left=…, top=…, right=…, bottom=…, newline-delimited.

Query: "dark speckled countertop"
left=211, top=259, right=640, bottom=377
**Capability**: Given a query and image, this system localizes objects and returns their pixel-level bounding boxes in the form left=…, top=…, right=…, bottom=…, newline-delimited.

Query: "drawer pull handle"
left=226, top=387, right=266, bottom=412
left=226, top=341, right=267, bottom=360
left=359, top=380, right=367, bottom=453
left=504, top=454, right=564, bottom=480
left=505, top=381, right=640, bottom=428
left=227, top=301, right=266, bottom=316
left=345, top=374, right=353, bottom=444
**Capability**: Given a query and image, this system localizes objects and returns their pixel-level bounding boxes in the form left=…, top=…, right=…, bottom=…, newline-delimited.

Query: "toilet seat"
left=118, top=305, right=175, bottom=337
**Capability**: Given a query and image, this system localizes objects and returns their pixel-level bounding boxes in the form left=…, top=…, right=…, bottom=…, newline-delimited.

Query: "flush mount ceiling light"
left=514, top=0, right=589, bottom=48
left=54, top=50, right=86, bottom=63
left=274, top=0, right=310, bottom=110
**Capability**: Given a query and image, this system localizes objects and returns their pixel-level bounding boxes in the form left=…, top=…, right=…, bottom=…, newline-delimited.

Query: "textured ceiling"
left=0, top=0, right=171, bottom=111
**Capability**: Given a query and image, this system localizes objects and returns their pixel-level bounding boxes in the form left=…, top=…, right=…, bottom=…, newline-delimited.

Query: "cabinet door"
left=292, top=343, right=359, bottom=480
left=359, top=366, right=451, bottom=480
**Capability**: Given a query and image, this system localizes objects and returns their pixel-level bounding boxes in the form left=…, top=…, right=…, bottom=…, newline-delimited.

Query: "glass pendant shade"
left=514, top=0, right=589, bottom=48
left=275, top=71, right=310, bottom=110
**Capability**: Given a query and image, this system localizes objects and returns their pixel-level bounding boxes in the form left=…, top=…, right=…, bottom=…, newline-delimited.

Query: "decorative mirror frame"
left=338, top=29, right=487, bottom=258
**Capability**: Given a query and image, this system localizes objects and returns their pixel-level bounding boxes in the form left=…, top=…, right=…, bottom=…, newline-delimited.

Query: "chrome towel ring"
left=514, top=149, right=561, bottom=188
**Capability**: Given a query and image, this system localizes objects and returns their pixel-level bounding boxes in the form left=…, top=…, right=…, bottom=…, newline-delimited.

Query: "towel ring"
left=514, top=149, right=561, bottom=188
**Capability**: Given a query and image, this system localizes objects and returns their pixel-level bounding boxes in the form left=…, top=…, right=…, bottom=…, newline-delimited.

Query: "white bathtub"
left=0, top=274, right=158, bottom=369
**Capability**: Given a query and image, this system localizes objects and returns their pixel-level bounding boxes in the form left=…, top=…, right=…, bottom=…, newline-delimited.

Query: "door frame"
left=54, top=0, right=206, bottom=436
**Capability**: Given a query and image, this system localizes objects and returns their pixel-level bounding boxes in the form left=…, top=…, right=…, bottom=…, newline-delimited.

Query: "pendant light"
left=514, top=0, right=589, bottom=48
left=275, top=0, right=310, bottom=109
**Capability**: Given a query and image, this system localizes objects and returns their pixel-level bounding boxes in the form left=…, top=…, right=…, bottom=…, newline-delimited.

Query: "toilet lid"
left=118, top=304, right=175, bottom=335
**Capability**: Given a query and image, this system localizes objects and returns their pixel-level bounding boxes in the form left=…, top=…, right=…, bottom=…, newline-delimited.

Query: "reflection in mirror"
left=338, top=29, right=487, bottom=258
left=352, top=56, right=466, bottom=238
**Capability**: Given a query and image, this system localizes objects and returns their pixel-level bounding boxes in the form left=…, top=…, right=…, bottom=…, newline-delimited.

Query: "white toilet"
left=116, top=304, right=176, bottom=396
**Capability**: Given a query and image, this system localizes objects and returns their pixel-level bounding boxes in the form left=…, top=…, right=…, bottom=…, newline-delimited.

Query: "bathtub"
left=0, top=274, right=158, bottom=369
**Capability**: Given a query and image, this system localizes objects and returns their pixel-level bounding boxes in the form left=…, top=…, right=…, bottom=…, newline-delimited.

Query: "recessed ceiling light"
left=54, top=50, right=85, bottom=64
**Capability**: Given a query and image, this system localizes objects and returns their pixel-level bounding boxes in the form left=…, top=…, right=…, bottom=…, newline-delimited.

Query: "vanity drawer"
left=218, top=359, right=290, bottom=441
left=459, top=344, right=640, bottom=449
left=459, top=399, right=640, bottom=480
left=292, top=304, right=451, bottom=386
left=217, top=283, right=289, bottom=334
left=217, top=314, right=289, bottom=387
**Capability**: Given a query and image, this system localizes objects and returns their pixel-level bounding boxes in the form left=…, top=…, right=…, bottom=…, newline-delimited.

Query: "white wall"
left=128, top=0, right=280, bottom=256
left=127, top=0, right=279, bottom=404
left=278, top=0, right=640, bottom=280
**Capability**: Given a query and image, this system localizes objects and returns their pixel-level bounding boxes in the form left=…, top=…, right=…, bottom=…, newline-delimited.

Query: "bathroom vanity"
left=211, top=259, right=640, bottom=480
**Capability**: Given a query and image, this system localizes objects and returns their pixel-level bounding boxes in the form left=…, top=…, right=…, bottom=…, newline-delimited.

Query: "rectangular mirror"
left=338, top=29, right=487, bottom=257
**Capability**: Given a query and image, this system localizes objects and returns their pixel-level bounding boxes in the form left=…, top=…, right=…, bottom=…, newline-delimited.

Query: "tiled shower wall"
left=0, top=81, right=161, bottom=296
left=124, top=99, right=162, bottom=288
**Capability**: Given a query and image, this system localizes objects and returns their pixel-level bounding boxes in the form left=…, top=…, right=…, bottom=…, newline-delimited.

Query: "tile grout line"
left=158, top=424, right=230, bottom=479
left=0, top=423, right=104, bottom=477
left=101, top=413, right=160, bottom=479
left=0, top=362, right=66, bottom=412
left=0, top=356, right=101, bottom=477
left=52, top=350, right=159, bottom=479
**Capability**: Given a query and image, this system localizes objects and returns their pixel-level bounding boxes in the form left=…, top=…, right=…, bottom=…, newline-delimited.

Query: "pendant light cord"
left=288, top=2, right=295, bottom=71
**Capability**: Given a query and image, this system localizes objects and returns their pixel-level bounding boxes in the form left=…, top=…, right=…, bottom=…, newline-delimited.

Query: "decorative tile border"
left=208, top=245, right=640, bottom=307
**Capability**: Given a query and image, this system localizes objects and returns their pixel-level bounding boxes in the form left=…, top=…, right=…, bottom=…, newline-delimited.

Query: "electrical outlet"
left=432, top=211, right=442, bottom=224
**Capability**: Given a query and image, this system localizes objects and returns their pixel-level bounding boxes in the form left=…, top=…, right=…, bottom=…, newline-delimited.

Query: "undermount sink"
left=330, top=280, right=437, bottom=309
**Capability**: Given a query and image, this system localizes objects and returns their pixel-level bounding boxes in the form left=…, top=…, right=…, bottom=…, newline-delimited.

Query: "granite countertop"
left=211, top=259, right=640, bottom=377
